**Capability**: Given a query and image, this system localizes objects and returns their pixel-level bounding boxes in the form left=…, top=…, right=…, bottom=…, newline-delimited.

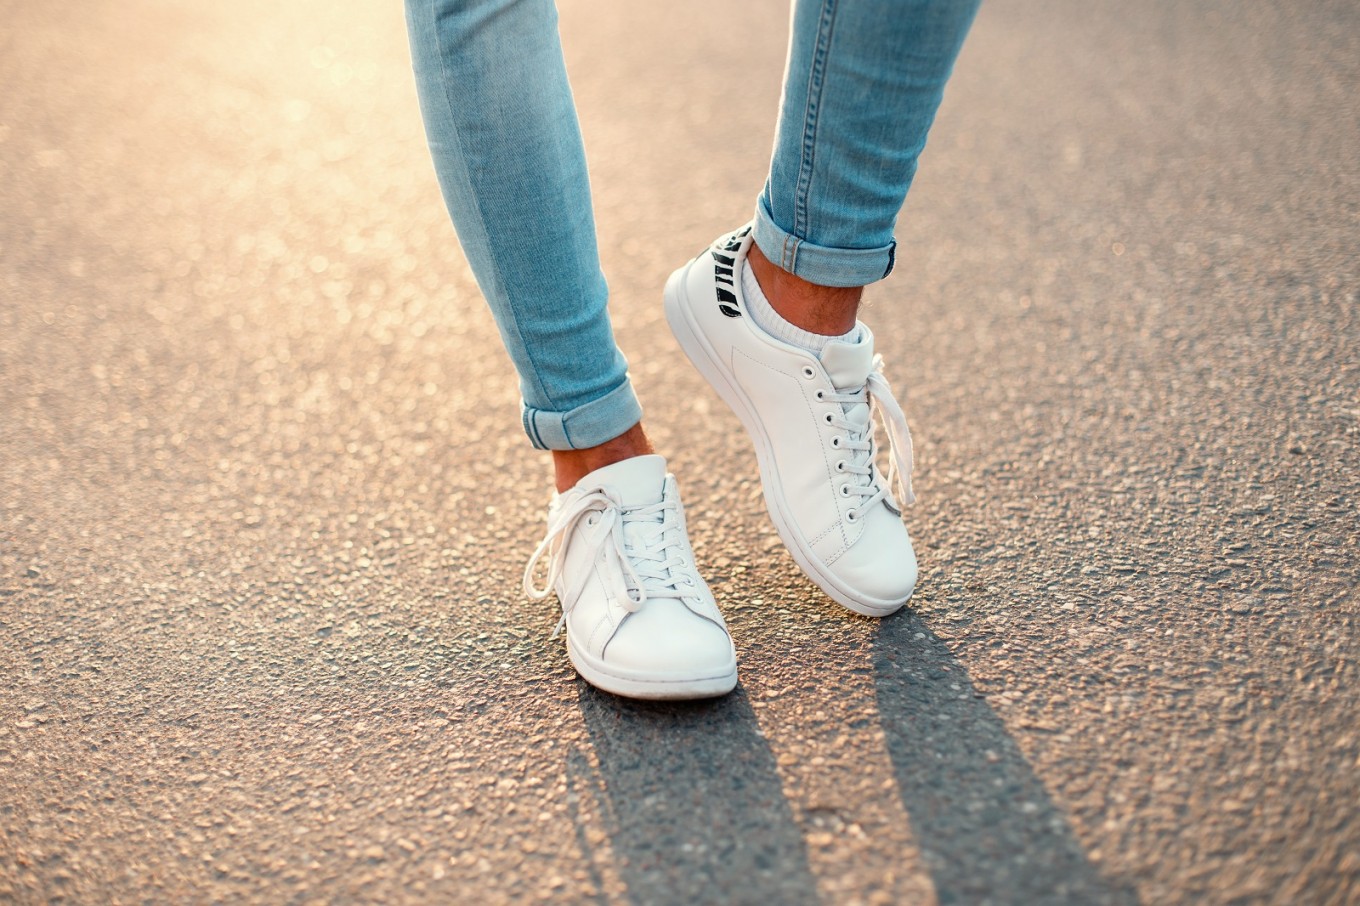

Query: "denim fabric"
left=756, top=0, right=981, bottom=287
left=405, top=0, right=641, bottom=451
left=405, top=0, right=978, bottom=448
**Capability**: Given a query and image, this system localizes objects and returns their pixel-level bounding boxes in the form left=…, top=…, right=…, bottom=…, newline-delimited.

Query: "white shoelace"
left=522, top=487, right=697, bottom=639
left=819, top=353, right=916, bottom=519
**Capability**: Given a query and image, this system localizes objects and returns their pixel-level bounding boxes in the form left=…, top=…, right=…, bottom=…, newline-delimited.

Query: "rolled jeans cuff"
left=752, top=201, right=897, bottom=288
left=520, top=378, right=643, bottom=451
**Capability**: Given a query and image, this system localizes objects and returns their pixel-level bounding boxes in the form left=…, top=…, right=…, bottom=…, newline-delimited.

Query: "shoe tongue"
left=819, top=329, right=873, bottom=391
left=821, top=329, right=874, bottom=434
left=580, top=454, right=667, bottom=508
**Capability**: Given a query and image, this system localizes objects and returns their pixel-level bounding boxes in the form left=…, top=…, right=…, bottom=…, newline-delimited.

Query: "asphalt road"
left=2, top=0, right=1357, bottom=902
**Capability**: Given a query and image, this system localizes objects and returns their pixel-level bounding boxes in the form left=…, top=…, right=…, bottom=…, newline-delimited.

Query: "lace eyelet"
left=835, top=461, right=845, bottom=472
left=824, top=413, right=834, bottom=424
left=840, top=485, right=851, bottom=497
left=846, top=509, right=859, bottom=523
left=830, top=436, right=840, bottom=448
left=814, top=390, right=824, bottom=400
left=801, top=366, right=816, bottom=379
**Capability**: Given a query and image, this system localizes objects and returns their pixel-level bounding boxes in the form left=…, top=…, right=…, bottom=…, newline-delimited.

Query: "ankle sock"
left=741, top=260, right=860, bottom=356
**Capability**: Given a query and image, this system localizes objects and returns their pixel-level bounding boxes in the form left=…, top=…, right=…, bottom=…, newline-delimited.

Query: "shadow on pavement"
left=572, top=685, right=818, bottom=906
left=874, top=612, right=1139, bottom=905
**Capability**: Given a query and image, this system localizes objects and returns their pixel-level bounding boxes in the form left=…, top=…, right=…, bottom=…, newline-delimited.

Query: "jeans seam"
left=793, top=0, right=839, bottom=248
left=426, top=1, right=559, bottom=414
left=523, top=406, right=546, bottom=450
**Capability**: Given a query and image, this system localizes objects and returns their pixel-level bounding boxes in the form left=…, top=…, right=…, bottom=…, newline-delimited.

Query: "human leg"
left=667, top=0, right=979, bottom=615
left=404, top=0, right=735, bottom=697
left=754, top=0, right=983, bottom=292
left=403, top=0, right=640, bottom=457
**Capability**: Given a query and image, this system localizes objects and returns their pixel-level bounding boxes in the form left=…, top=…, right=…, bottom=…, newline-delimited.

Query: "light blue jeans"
left=405, top=0, right=979, bottom=450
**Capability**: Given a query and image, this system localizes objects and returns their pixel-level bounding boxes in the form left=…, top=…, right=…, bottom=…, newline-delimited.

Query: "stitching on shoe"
left=730, top=351, right=839, bottom=479
left=681, top=601, right=732, bottom=637
left=730, top=348, right=819, bottom=418
left=809, top=521, right=839, bottom=547
left=587, top=611, right=616, bottom=656
left=823, top=540, right=850, bottom=566
left=730, top=346, right=851, bottom=554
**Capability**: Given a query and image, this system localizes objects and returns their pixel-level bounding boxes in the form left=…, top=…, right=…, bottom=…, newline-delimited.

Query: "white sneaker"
left=522, top=454, right=738, bottom=699
left=664, top=225, right=918, bottom=617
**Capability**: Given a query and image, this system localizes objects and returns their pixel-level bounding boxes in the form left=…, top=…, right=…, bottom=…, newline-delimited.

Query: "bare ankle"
left=551, top=422, right=654, bottom=493
left=746, top=242, right=863, bottom=336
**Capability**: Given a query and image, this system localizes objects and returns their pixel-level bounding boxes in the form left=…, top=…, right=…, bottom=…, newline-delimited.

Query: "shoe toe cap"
left=604, top=599, right=735, bottom=676
left=828, top=507, right=917, bottom=611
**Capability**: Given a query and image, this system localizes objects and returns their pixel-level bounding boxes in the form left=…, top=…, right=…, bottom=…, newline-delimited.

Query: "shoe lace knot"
left=821, top=353, right=916, bottom=518
left=522, top=486, right=696, bottom=639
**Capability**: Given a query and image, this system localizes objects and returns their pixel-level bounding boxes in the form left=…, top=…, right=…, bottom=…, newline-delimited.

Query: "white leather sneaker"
left=523, top=454, right=738, bottom=699
left=664, top=225, right=918, bottom=617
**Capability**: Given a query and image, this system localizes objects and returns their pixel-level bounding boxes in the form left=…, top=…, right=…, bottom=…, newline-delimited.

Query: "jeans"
left=405, top=0, right=980, bottom=451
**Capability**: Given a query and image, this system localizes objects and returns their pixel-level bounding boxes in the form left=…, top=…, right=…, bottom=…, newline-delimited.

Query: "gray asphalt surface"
left=2, top=0, right=1358, bottom=902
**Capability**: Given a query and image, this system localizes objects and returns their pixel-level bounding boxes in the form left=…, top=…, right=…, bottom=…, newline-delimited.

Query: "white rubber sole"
left=567, top=635, right=738, bottom=700
left=664, top=263, right=911, bottom=619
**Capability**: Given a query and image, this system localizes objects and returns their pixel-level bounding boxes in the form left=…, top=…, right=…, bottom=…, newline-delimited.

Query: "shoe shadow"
left=874, top=613, right=1139, bottom=905
left=572, top=685, right=819, bottom=906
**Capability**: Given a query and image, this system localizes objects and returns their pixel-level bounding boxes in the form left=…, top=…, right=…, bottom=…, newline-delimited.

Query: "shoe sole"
left=567, top=636, right=738, bottom=700
left=664, top=263, right=910, bottom=618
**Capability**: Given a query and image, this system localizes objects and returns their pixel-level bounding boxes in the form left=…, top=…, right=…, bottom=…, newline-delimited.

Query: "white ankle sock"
left=741, top=260, right=860, bottom=355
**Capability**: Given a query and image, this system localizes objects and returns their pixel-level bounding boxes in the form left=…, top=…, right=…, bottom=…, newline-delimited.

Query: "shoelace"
left=522, top=487, right=696, bottom=639
left=819, top=353, right=916, bottom=519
